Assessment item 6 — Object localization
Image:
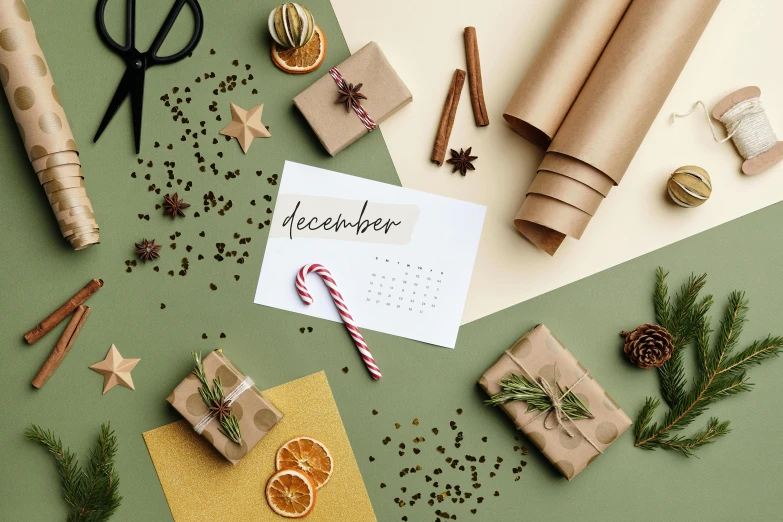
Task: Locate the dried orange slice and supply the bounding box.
[276,436,334,489]
[271,25,326,74]
[266,469,317,518]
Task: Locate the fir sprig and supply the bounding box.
[26,423,122,522]
[634,269,783,456]
[192,352,242,444]
[486,373,593,421]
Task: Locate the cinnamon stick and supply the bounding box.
[431,69,466,166]
[464,27,489,126]
[32,305,90,388]
[24,278,103,344]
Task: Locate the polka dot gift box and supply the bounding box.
[479,325,631,480]
[0,0,99,250]
[167,349,283,466]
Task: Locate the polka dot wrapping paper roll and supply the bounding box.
[479,324,632,480]
[0,0,99,250]
[166,349,284,466]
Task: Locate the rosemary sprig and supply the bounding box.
[634,268,783,456]
[192,352,242,444]
[486,373,593,421]
[26,423,122,522]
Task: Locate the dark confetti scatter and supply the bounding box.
[209,283,217,290]
[201,333,207,339]
[482,437,487,443]
[456,408,463,415]
[369,456,375,462]
[219,333,226,339]
[395,423,401,429]
[372,409,378,415]
[342,367,349,374]
[432,428,439,435]
[307,326,313,332]
[160,303,166,309]
[234,275,240,281]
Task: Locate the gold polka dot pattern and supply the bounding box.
[166,350,283,466]
[479,324,634,481]
[0,0,99,250]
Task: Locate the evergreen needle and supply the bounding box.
[486,373,593,421]
[26,423,122,521]
[191,352,243,444]
[634,269,783,456]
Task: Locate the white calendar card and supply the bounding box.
[254,161,486,348]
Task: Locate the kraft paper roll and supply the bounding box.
[538,151,614,197]
[527,171,603,216]
[503,0,630,149]
[515,0,720,255]
[0,0,99,250]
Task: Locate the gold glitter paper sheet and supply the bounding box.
[143,371,377,521]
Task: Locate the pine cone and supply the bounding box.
[621,324,674,369]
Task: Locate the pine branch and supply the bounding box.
[191,352,244,444]
[657,418,731,457]
[25,426,83,510]
[27,424,122,521]
[653,267,671,329]
[634,270,781,456]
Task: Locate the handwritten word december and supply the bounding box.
[281,200,404,240]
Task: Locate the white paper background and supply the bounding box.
[330,0,783,324]
[254,162,486,348]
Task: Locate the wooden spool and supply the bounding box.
[712,86,783,176]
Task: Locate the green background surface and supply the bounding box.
[1,1,782,521]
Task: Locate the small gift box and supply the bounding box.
[293,41,412,155]
[167,349,283,465]
[479,325,631,480]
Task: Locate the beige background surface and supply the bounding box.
[330,0,783,324]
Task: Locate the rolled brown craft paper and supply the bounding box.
[431,69,466,166]
[32,305,90,388]
[538,151,614,198]
[24,278,103,344]
[0,0,99,250]
[516,0,720,255]
[503,0,631,149]
[464,27,488,127]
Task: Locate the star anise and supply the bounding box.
[135,238,161,263]
[209,396,233,423]
[162,192,190,219]
[335,82,367,112]
[446,147,478,176]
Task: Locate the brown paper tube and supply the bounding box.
[527,171,604,216]
[431,69,466,166]
[516,193,591,240]
[32,305,90,388]
[24,278,103,344]
[464,27,488,127]
[0,0,99,250]
[548,0,721,184]
[538,151,614,197]
[503,0,631,149]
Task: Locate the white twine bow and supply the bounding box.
[193,376,254,435]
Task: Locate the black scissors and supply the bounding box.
[93,0,204,153]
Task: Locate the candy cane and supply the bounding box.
[296,264,382,380]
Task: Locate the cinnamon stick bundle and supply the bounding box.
[24,279,103,344]
[464,27,489,127]
[32,305,90,388]
[431,69,466,166]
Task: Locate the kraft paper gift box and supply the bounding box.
[293,41,412,155]
[479,324,631,480]
[167,349,283,465]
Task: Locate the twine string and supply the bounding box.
[503,350,603,454]
[672,97,777,160]
[328,67,378,132]
[193,376,254,435]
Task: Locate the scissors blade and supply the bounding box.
[93,67,135,144]
[130,65,146,154]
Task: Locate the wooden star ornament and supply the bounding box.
[89,344,140,394]
[219,103,271,153]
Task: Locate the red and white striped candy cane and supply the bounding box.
[296,264,382,380]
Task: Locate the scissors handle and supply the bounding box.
[96,0,203,65]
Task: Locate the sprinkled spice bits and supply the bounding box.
[368,408,528,519]
[123,51,279,343]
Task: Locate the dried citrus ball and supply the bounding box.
[667,165,712,208]
[268,3,316,49]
